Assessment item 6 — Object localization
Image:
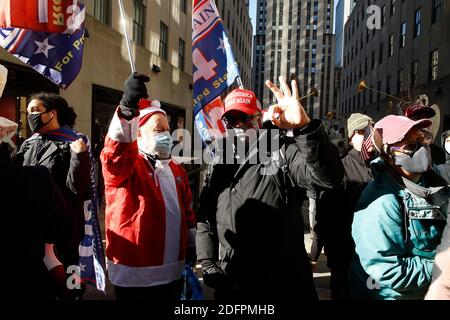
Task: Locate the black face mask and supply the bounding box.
[27,111,53,133]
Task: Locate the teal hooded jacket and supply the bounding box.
[349,158,448,300]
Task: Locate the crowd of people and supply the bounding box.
[0,71,449,300]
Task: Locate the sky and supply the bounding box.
[249,0,339,36]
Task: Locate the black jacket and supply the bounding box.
[15,134,91,266]
[314,147,373,267]
[0,158,70,299]
[436,130,450,184]
[196,120,344,299]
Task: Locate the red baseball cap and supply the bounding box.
[222,89,261,119]
[374,115,432,145]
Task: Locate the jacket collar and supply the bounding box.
[371,157,448,199]
[348,147,366,166]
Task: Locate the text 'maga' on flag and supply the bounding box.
[0,2,85,89]
[0,0,82,34]
[192,0,241,116]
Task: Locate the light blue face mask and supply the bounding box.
[153,131,173,159]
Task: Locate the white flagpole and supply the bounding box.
[118,0,136,73]
[236,76,244,89]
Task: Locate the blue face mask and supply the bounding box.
[138,131,173,159]
[152,131,173,159]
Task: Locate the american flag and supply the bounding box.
[361,131,374,162]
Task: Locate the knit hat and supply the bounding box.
[347,113,374,138]
[138,99,166,127]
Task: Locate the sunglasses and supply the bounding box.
[223,112,260,128]
[390,143,422,156]
[390,130,432,156]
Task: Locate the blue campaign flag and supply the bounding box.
[45,127,106,292]
[192,0,240,116]
[0,4,85,89]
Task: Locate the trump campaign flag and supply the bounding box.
[0,0,81,33]
[194,96,226,143]
[0,2,85,88]
[192,0,240,116]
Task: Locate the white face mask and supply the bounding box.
[351,133,364,152]
[445,142,450,155]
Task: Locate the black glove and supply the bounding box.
[201,259,226,289]
[48,265,86,301]
[186,246,197,267]
[120,72,150,110]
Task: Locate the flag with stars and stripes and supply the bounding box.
[361,131,375,163]
[0,3,85,89]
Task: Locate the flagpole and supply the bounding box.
[118,0,136,73]
[236,76,244,89]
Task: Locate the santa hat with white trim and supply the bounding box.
[138,99,166,127]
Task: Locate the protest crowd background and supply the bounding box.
[0,0,449,302]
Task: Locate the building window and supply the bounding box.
[371,51,375,70]
[411,61,418,87]
[133,0,145,46]
[159,22,169,60]
[432,0,443,24]
[430,49,439,81]
[180,0,187,14]
[389,34,394,56]
[387,75,391,94]
[178,39,185,70]
[400,22,406,48]
[414,8,421,37]
[377,81,382,101]
[390,0,396,15]
[379,43,384,63]
[93,0,111,25]
[398,69,404,93]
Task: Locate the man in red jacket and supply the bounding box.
[101,73,196,300]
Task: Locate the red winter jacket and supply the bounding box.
[101,110,195,287]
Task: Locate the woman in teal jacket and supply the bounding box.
[349,115,449,300]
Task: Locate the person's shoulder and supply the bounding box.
[356,183,402,219]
